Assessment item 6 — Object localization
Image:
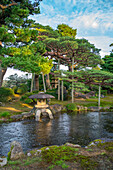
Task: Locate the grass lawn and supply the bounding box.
[0,94,33,116]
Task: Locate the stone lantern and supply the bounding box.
[29,92,55,121]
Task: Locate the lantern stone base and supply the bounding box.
[35,108,53,121]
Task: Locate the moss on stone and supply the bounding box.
[29,150,37,155]
[7,145,14,161]
[78,155,98,169]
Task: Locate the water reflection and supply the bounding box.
[0,112,113,156]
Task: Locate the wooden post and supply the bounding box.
[72,57,74,103]
[58,59,60,100]
[30,73,35,92]
[98,85,101,111]
[62,80,63,101]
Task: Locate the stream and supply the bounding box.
[0,111,113,156]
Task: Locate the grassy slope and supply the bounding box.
[0,94,32,117]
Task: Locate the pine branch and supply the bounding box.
[0,1,17,10]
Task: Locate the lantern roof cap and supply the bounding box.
[29,92,55,99]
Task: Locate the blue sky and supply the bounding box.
[4,0,113,78]
[30,0,113,57]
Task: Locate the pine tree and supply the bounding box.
[0,0,42,87]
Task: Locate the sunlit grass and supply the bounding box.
[0,95,33,114]
[21,103,33,109]
[0,107,21,112]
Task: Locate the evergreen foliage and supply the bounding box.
[0,87,14,102]
[101,53,113,73]
[0,0,43,87]
[66,103,77,111]
[4,73,30,93]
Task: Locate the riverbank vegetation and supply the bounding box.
[0,92,113,123]
[2,140,113,170]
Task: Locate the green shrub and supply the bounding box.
[16,84,28,94]
[20,92,33,102]
[20,95,28,101]
[32,90,39,94]
[20,91,39,104]
[0,87,14,102]
[66,103,77,111]
[12,86,18,94]
[0,111,11,118]
[24,98,33,104]
[101,90,107,96]
[46,89,57,98]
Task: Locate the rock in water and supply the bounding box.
[10,141,24,160]
[0,157,7,167]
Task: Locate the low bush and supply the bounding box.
[46,89,57,98]
[0,87,14,102]
[16,84,28,94]
[24,98,33,104]
[0,111,11,118]
[20,90,39,104]
[12,86,18,94]
[66,103,77,111]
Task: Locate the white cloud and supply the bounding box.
[92,22,98,28]
[30,14,69,28]
[40,3,55,15]
[69,11,113,32]
[73,0,76,5]
[77,36,113,57]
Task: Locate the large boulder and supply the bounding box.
[10,141,24,160]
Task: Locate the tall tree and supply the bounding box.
[61,69,113,103]
[0,0,42,87]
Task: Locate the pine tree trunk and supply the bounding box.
[0,62,7,87]
[46,73,52,90]
[34,74,39,91]
[42,73,46,92]
[30,73,35,92]
[69,65,72,72]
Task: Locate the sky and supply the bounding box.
[4,0,113,79]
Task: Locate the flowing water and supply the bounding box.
[0,112,113,156]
